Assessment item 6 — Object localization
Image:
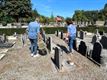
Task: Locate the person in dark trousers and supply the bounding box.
[66,18,77,53]
[27,18,42,57]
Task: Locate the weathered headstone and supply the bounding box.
[3,34,7,43]
[91,42,102,63]
[56,30,59,37]
[77,31,80,38]
[0,54,6,60]
[80,30,84,39]
[100,36,107,49]
[78,41,87,56]
[13,32,17,37]
[95,29,99,35]
[21,34,26,46]
[46,37,52,52]
[0,35,14,48]
[0,43,14,48]
[54,47,62,69]
[60,31,63,39]
[73,39,77,51]
[41,29,46,43]
[99,31,104,35]
[104,20,107,27]
[91,35,97,44]
[43,31,46,43]
[0,36,3,43]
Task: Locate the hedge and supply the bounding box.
[42,27,67,34]
[42,26,107,34]
[0,26,107,35]
[77,27,107,33]
[0,28,26,35]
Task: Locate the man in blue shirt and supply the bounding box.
[27,18,41,57]
[66,18,76,53]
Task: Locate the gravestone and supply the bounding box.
[2,34,7,43]
[95,29,99,35]
[0,35,14,48]
[100,36,107,49]
[99,31,104,35]
[56,30,59,37]
[13,32,17,37]
[78,41,87,56]
[41,29,46,43]
[21,34,26,46]
[76,31,80,38]
[0,36,3,43]
[60,31,63,39]
[91,35,97,44]
[103,32,107,37]
[46,37,52,52]
[104,20,107,27]
[0,43,14,48]
[43,32,46,43]
[54,47,62,69]
[91,42,102,63]
[80,30,84,39]
[0,54,6,60]
[73,39,77,51]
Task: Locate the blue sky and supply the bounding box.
[31,0,107,18]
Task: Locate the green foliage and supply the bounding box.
[0,0,32,23]
[0,28,26,35]
[72,3,107,25]
[77,26,107,33]
[2,21,7,26]
[42,27,67,34]
[0,27,107,35]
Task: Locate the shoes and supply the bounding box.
[33,54,39,57]
[31,54,34,57]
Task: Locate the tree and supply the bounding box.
[1,0,32,22]
[32,9,39,18]
[103,3,107,20]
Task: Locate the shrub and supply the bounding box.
[42,27,67,34]
[0,26,107,36]
[2,21,7,26]
[0,28,26,35]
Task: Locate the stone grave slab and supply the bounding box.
[0,49,8,54]
[80,30,84,39]
[78,41,87,56]
[7,36,17,40]
[91,35,97,44]
[0,54,6,60]
[91,42,102,63]
[100,36,107,49]
[0,43,14,48]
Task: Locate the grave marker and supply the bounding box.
[80,30,84,39]
[73,39,77,51]
[60,31,63,39]
[54,47,63,69]
[56,30,59,37]
[46,37,52,52]
[91,42,102,63]
[100,36,107,49]
[78,41,87,56]
[91,35,97,44]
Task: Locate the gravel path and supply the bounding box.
[0,34,107,80]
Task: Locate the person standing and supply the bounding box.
[66,18,77,53]
[27,18,41,57]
